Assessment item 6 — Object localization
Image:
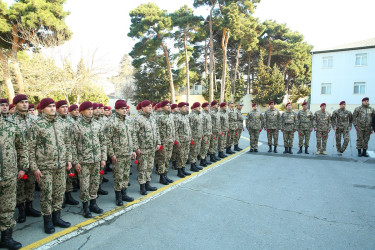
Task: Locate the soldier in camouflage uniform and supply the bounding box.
[331,101,353,155]
[233,103,244,151]
[0,110,28,249]
[106,100,136,206]
[189,102,203,172]
[0,99,9,119]
[200,102,212,167]
[29,98,72,234]
[8,104,15,115]
[170,104,179,169]
[281,103,297,154]
[297,101,313,154]
[104,106,111,119]
[264,101,280,153]
[10,94,41,222]
[68,104,80,123]
[226,101,236,155]
[71,101,107,218]
[134,100,161,195]
[313,103,331,155]
[246,103,264,152]
[208,101,221,162]
[218,103,229,158]
[155,100,176,185]
[353,97,375,157]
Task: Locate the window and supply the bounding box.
[322,56,333,68]
[321,83,331,95]
[354,82,366,94]
[355,53,367,66]
[194,85,198,91]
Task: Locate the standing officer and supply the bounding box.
[200,102,212,167]
[104,106,111,119]
[71,101,107,218]
[189,102,203,172]
[208,101,221,162]
[297,101,313,154]
[331,101,353,155]
[281,103,297,154]
[313,103,331,155]
[175,102,192,178]
[0,99,9,119]
[68,104,80,123]
[233,103,244,151]
[29,98,72,234]
[8,104,15,115]
[226,101,236,155]
[246,103,264,152]
[218,102,229,158]
[170,104,179,169]
[353,97,375,157]
[264,101,280,153]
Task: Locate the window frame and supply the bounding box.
[322,56,333,69]
[353,82,366,94]
[355,53,368,66]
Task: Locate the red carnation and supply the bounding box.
[205,142,207,144]
[227,134,230,137]
[222,132,225,135]
[213,137,216,139]
[160,145,164,150]
[259,130,262,132]
[69,173,75,178]
[370,132,373,134]
[235,133,238,136]
[174,141,178,145]
[22,174,28,180]
[100,170,105,175]
[134,160,139,164]
[299,133,303,136]
[191,141,195,145]
[267,130,269,133]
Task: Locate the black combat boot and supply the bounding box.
[25,201,41,217]
[65,192,79,205]
[289,147,293,154]
[177,168,186,178]
[237,145,243,150]
[254,149,258,152]
[200,159,207,167]
[16,203,26,223]
[115,191,123,206]
[35,182,41,192]
[102,176,109,183]
[273,146,278,153]
[43,215,55,234]
[159,174,169,185]
[249,148,254,152]
[62,198,66,208]
[97,185,108,195]
[182,167,191,176]
[234,144,240,151]
[121,188,134,202]
[52,210,71,228]
[283,147,288,154]
[145,181,157,191]
[0,229,22,250]
[297,147,303,154]
[204,157,211,165]
[305,147,309,154]
[195,163,203,170]
[89,199,103,214]
[213,153,221,161]
[172,161,177,170]
[210,154,217,162]
[140,184,147,195]
[164,174,174,183]
[82,202,92,218]
[358,149,362,157]
[268,145,272,152]
[218,151,224,158]
[190,163,200,172]
[362,149,369,157]
[226,147,234,154]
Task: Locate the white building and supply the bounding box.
[311,38,375,113]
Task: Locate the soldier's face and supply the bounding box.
[221,106,227,111]
[237,105,243,110]
[302,104,307,110]
[117,107,127,116]
[99,107,104,115]
[321,105,326,111]
[0,103,9,113]
[212,104,218,109]
[93,108,100,115]
[57,105,68,115]
[104,110,110,116]
[204,106,209,111]
[362,100,369,106]
[28,109,35,115]
[9,107,16,114]
[70,109,79,117]
[143,105,152,114]
[16,100,29,112]
[269,104,274,110]
[252,105,257,111]
[229,103,234,108]
[340,104,346,109]
[43,104,56,116]
[195,107,201,112]
[163,104,171,112]
[81,108,93,118]
[287,105,292,111]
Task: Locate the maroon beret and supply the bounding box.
[185,102,190,107]
[171,104,178,110]
[98,103,104,108]
[115,100,127,109]
[268,101,274,105]
[92,103,99,109]
[252,103,257,107]
[320,103,326,107]
[9,104,15,109]
[28,104,35,109]
[362,97,369,102]
[202,102,209,108]
[127,105,130,109]
[104,106,111,111]
[191,102,201,109]
[115,99,124,105]
[79,101,93,112]
[302,102,308,106]
[69,104,78,112]
[136,103,141,110]
[160,100,170,107]
[0,99,8,104]
[211,101,218,106]
[155,103,161,109]
[56,100,68,109]
[40,98,55,110]
[141,100,152,107]
[339,101,346,105]
[286,102,291,106]
[13,94,28,105]
[178,102,186,108]
[220,102,226,107]
[36,103,40,110]
[152,102,158,107]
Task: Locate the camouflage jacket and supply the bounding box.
[134,111,160,154]
[227,108,237,130]
[281,110,297,131]
[175,111,191,143]
[156,110,177,144]
[210,108,221,134]
[189,110,203,140]
[28,113,72,171]
[93,115,107,128]
[1,113,9,119]
[71,115,107,165]
[353,105,375,129]
[201,110,212,136]
[246,110,264,130]
[219,109,229,132]
[264,108,280,130]
[331,109,353,130]
[10,110,35,140]
[236,109,244,129]
[171,111,180,131]
[313,110,331,131]
[297,109,313,130]
[106,112,137,157]
[0,118,29,181]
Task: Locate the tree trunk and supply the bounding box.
[10,59,25,93]
[159,35,175,103]
[204,39,208,84]
[220,28,230,103]
[209,3,216,102]
[10,25,25,93]
[247,51,252,94]
[0,49,15,102]
[233,43,241,97]
[184,29,190,104]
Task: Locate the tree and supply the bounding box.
[109,54,135,102]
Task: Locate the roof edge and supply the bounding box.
[312,45,375,54]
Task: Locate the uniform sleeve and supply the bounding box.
[260,113,265,129]
[352,108,358,127]
[331,111,337,129]
[27,124,38,172]
[348,111,353,129]
[131,119,139,151]
[99,126,107,162]
[245,113,250,131]
[277,111,281,129]
[64,124,72,163]
[71,125,79,166]
[280,113,285,130]
[16,125,29,172]
[293,112,297,130]
[106,123,115,157]
[328,113,332,129]
[313,112,317,129]
[155,119,161,145]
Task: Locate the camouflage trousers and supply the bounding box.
[356,128,372,149]
[39,168,65,215]
[0,177,16,231]
[16,172,36,205]
[78,163,100,202]
[226,129,236,147]
[249,129,260,149]
[267,129,279,146]
[156,142,173,175]
[113,156,131,191]
[218,132,227,152]
[66,169,77,192]
[283,131,295,147]
[208,133,219,154]
[200,135,211,159]
[234,128,242,145]
[190,138,202,164]
[335,128,350,152]
[316,131,329,152]
[171,144,178,162]
[137,151,156,184]
[298,130,311,147]
[177,141,190,169]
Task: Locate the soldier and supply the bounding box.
[0,108,28,249]
[189,102,203,172]
[331,101,353,155]
[233,103,244,151]
[353,97,375,157]
[170,104,179,169]
[134,100,161,195]
[200,102,212,167]
[36,103,42,118]
[106,100,135,206]
[68,104,80,123]
[71,101,107,218]
[297,101,313,154]
[0,99,9,119]
[246,103,264,152]
[104,106,111,118]
[28,104,35,115]
[226,101,236,155]
[29,98,72,234]
[10,94,41,223]
[98,103,107,122]
[264,101,280,153]
[281,103,297,154]
[208,101,221,162]
[313,103,331,155]
[175,102,192,178]
[8,104,15,115]
[218,102,229,158]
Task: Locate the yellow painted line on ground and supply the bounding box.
[241,136,250,141]
[23,146,250,250]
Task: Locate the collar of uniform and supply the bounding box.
[81,115,93,123]
[1,112,9,118]
[115,112,126,120]
[93,114,100,120]
[42,112,57,122]
[15,109,28,118]
[193,110,201,115]
[362,104,369,108]
[141,111,151,118]
[211,107,218,112]
[57,112,67,119]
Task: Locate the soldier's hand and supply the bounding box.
[136,149,141,156]
[100,161,106,168]
[131,152,136,159]
[75,164,82,174]
[34,170,42,183]
[281,129,283,132]
[66,162,72,171]
[314,128,317,132]
[111,155,117,165]
[17,170,26,180]
[177,142,181,148]
[155,145,161,151]
[309,128,312,132]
